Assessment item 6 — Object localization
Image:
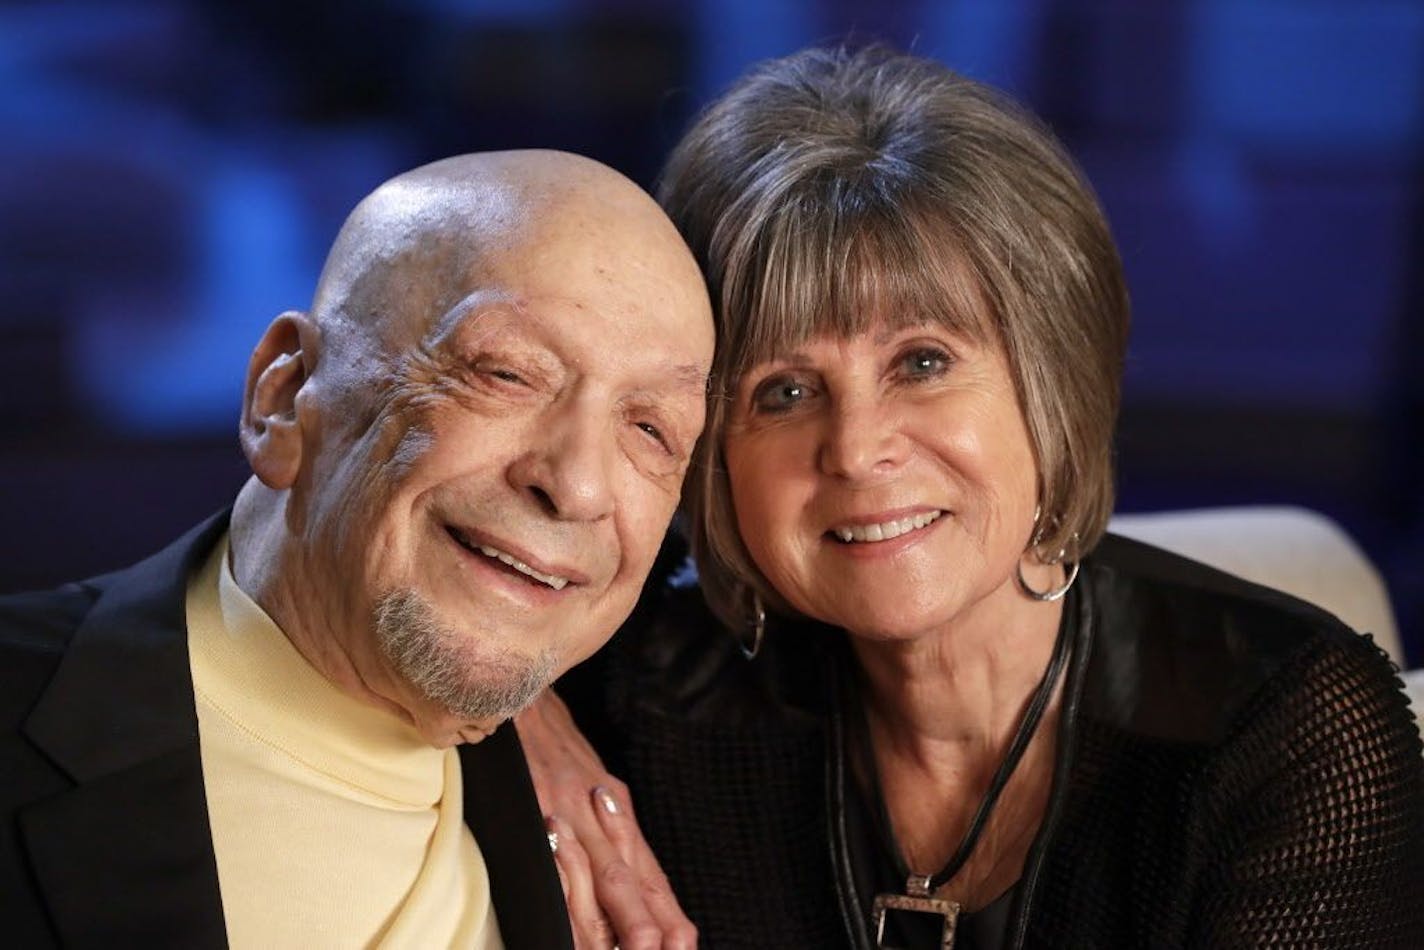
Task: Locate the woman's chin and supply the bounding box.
[818,603,953,644]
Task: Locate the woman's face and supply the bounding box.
[723,322,1040,641]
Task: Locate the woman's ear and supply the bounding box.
[240,311,319,489]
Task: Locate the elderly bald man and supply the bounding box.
[0,151,713,949]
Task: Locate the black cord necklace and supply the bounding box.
[847,596,1075,950]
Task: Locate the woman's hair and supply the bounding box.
[659,45,1130,629]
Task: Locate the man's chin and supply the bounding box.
[374,587,557,733]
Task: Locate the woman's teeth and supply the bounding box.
[832,510,942,543]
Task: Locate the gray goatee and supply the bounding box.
[374,589,555,722]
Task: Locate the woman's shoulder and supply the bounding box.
[1087,530,1377,659]
[1079,533,1405,745]
[1061,535,1424,948]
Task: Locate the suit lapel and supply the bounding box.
[18,747,227,948]
[20,514,230,949]
[461,723,575,950]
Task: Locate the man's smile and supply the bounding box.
[445,524,580,592]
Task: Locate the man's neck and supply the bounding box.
[228,478,419,734]
[227,478,533,749]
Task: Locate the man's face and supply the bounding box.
[289,200,712,745]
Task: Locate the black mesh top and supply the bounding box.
[565,533,1424,948]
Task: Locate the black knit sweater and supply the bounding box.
[562,534,1424,948]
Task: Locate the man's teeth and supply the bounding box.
[833,510,942,543]
[475,544,570,590]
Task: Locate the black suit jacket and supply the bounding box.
[0,513,573,949]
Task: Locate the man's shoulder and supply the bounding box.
[1,579,103,648]
[0,511,229,732]
[0,552,171,667]
[0,580,105,730]
[0,577,104,662]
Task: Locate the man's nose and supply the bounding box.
[509,401,616,522]
[817,396,910,482]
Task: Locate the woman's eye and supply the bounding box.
[750,376,811,413]
[899,347,952,379]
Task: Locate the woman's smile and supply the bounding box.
[828,508,945,544]
[724,324,1039,640]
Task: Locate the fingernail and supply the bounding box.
[594,786,620,815]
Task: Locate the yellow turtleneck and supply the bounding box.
[186,535,503,949]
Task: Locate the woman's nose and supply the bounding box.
[817,397,910,482]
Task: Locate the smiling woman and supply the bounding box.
[724,328,1043,645]
[527,46,1424,950]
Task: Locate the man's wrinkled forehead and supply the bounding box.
[321,179,529,342]
[312,155,711,390]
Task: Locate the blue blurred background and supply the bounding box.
[1,0,1420,661]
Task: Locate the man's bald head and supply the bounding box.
[309,151,697,353]
[232,150,713,746]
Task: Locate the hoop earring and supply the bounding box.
[1017,526,1081,602]
[1017,558,1079,602]
[739,591,765,660]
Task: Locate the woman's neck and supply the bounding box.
[845,568,1068,908]
[848,575,1064,756]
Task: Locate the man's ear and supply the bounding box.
[240,311,320,490]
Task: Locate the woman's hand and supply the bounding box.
[517,690,698,949]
